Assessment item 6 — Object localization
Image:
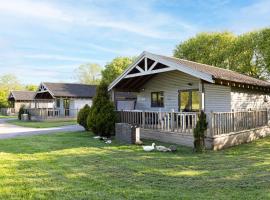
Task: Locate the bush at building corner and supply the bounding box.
[193,111,208,152]
[18,105,25,120]
[87,82,116,137]
[77,104,91,131]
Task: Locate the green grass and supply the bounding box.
[0,115,17,119]
[7,119,77,128]
[0,132,270,199]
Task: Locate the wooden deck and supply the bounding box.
[118,109,270,150]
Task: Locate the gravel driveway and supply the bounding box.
[0,118,84,139]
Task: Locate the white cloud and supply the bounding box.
[227,0,270,33]
[23,54,105,63]
[0,0,197,39]
[0,0,72,22]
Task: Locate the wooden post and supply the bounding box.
[267,109,270,126]
[233,110,236,132]
[171,110,175,132]
[210,111,214,136]
[142,110,145,129]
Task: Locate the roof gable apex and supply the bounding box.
[108,51,214,91]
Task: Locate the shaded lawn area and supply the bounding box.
[0,132,270,200]
[7,119,77,128]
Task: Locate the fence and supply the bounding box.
[210,110,268,136]
[0,108,16,116]
[117,110,198,134]
[118,109,269,136]
[26,108,79,120]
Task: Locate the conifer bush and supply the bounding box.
[193,111,208,152]
[77,104,91,131]
[18,105,25,120]
[87,82,116,137]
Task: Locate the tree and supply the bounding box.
[101,57,134,85]
[75,63,102,84]
[0,74,23,108]
[25,84,38,91]
[193,111,208,152]
[173,29,270,79]
[87,82,116,137]
[174,32,236,69]
[77,104,91,131]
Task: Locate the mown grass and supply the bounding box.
[7,119,77,128]
[0,131,270,199]
[0,115,17,119]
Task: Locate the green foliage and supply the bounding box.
[0,74,23,108]
[174,29,270,79]
[25,84,38,91]
[193,111,208,152]
[87,82,116,137]
[101,57,134,85]
[77,104,91,131]
[75,63,102,84]
[174,32,236,69]
[18,105,25,120]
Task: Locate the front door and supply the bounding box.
[178,90,200,112]
[63,99,70,116]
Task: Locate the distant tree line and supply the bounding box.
[0,74,37,108]
[174,29,270,79]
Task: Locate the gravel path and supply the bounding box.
[0,118,84,139]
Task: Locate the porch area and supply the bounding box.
[117,109,270,150]
[26,108,79,121]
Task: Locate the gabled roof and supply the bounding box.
[109,51,270,91]
[39,82,97,98]
[8,91,36,101]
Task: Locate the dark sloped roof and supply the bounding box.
[157,54,270,87]
[9,91,36,101]
[43,82,97,98]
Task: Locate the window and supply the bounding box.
[179,90,200,112]
[151,92,164,107]
[56,99,61,108]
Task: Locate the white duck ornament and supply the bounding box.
[142,143,155,152]
[155,145,171,152]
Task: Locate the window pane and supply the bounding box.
[180,91,190,111]
[192,91,200,111]
[151,92,158,107]
[158,92,164,107]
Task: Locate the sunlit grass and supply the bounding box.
[7,119,77,128]
[0,115,17,119]
[0,132,270,199]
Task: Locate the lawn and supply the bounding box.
[0,132,270,199]
[7,119,77,128]
[0,115,17,119]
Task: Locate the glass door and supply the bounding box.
[63,99,70,116]
[178,90,200,112]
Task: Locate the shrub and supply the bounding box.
[193,111,208,152]
[18,105,25,120]
[87,82,116,137]
[77,104,91,131]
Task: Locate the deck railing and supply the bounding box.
[210,110,268,135]
[117,110,198,134]
[26,108,79,120]
[0,108,16,116]
[118,109,269,136]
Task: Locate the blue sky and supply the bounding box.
[0,0,270,84]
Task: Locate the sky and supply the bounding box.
[0,0,270,85]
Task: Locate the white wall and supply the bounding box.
[231,88,270,111]
[73,98,92,110]
[136,70,200,111]
[204,84,231,113]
